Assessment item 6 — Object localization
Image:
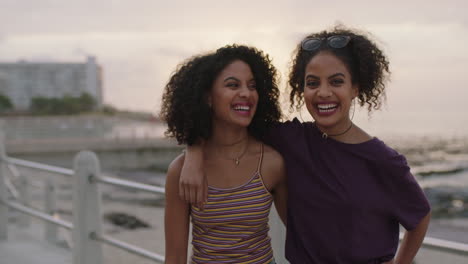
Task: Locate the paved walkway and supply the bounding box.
[0,221,72,264]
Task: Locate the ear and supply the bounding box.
[206,96,212,107]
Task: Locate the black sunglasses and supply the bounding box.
[301,35,351,51]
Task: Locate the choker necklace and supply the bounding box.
[319,122,353,139]
[217,137,249,166]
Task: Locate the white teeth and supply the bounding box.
[233,105,250,111]
[317,104,337,111]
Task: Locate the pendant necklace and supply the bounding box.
[319,122,354,139]
[219,137,249,166]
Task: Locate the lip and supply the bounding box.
[314,101,339,117]
[231,102,254,117]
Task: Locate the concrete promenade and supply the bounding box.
[0,193,168,264]
[2,196,468,264]
[0,220,72,264]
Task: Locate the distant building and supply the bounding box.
[0,56,103,110]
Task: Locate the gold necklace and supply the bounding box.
[217,137,249,166]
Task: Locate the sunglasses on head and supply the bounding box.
[301,35,351,51]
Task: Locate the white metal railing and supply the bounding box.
[5,156,74,176]
[4,200,73,230]
[419,236,468,256]
[0,130,166,263]
[399,232,468,257]
[1,132,468,263]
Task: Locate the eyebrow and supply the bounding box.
[223,77,240,82]
[305,73,346,79]
[328,73,345,79]
[305,74,319,79]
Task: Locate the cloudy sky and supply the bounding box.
[1,0,467,136]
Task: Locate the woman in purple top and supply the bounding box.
[179,26,431,264]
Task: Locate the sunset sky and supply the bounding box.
[1,0,467,136]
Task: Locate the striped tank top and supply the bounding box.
[190,144,274,264]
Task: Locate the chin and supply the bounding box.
[228,119,252,128]
[313,115,340,128]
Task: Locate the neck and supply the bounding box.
[210,122,249,146]
[206,123,250,160]
[316,119,354,140]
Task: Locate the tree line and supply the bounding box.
[0,92,96,115]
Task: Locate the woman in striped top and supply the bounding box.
[161,45,287,264]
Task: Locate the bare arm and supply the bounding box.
[165,155,190,264]
[383,211,431,264]
[262,145,288,226]
[394,211,431,264]
[179,143,207,207]
[273,165,287,226]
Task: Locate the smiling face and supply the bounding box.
[208,60,258,128]
[304,51,358,132]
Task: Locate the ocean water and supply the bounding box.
[351,110,468,220]
[381,135,468,219]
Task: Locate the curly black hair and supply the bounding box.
[160,44,281,145]
[288,26,390,112]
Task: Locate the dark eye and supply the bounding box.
[306,80,319,88]
[331,79,344,86]
[248,82,257,90]
[226,82,239,89]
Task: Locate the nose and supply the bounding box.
[317,83,332,98]
[239,85,252,98]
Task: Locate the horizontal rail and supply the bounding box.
[400,232,468,256]
[93,233,164,263]
[94,175,165,195]
[422,236,468,256]
[1,199,73,230]
[4,157,74,176]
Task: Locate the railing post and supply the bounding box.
[17,175,31,227]
[0,128,8,240]
[44,178,57,243]
[72,151,103,264]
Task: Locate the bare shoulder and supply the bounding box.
[261,144,285,176]
[263,144,284,165]
[166,154,186,183]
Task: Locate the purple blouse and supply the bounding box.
[264,119,430,264]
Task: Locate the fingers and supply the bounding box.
[189,185,196,206]
[194,176,209,209]
[196,183,204,209]
[178,170,206,206]
[179,179,203,207]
